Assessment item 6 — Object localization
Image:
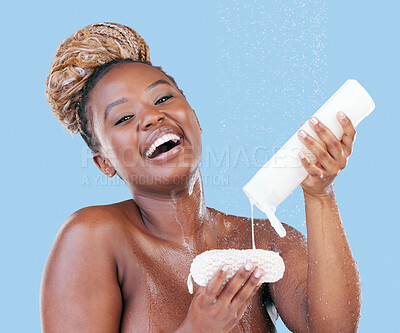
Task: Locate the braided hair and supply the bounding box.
[45,22,151,152]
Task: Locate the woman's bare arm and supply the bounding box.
[40,209,123,333]
[269,194,361,332]
[304,190,361,331]
[269,112,361,332]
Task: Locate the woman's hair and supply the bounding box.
[45,22,151,152]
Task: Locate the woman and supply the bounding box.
[41,22,361,332]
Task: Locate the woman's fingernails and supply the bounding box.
[298,130,307,138]
[299,151,306,160]
[338,111,346,119]
[254,268,263,278]
[310,117,318,125]
[245,262,254,271]
[222,265,229,272]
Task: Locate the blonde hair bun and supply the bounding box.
[45,22,151,134]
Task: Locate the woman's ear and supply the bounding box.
[92,153,117,177]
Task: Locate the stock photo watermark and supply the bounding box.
[81,173,229,187]
[80,143,314,187]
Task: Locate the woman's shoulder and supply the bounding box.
[51,200,141,258]
[41,202,131,331]
[43,200,143,287]
[207,207,306,251]
[62,199,139,231]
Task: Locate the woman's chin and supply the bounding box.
[124,165,198,191]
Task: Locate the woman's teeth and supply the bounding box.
[145,133,181,158]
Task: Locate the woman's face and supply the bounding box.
[88,62,202,195]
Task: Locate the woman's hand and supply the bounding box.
[297,111,356,197]
[178,263,264,333]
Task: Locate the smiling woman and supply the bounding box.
[41,22,362,333]
[87,61,202,195]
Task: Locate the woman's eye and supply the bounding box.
[115,115,134,126]
[155,95,173,105]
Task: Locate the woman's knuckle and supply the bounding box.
[247,277,258,287]
[318,150,329,160]
[238,270,249,279]
[250,277,258,285]
[238,293,248,303]
[331,140,341,149]
[225,285,235,295]
[205,286,215,296]
[329,168,338,177]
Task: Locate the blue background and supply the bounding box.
[1,0,398,332]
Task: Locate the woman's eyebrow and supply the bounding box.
[145,79,172,91]
[104,98,128,121]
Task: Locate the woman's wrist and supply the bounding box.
[302,183,336,201]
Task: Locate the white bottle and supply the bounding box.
[243,79,376,237]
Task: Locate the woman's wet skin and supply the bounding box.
[84,62,281,331]
[42,61,361,333]
[89,63,210,243]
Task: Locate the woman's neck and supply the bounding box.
[131,169,210,250]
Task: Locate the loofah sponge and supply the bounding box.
[187,249,285,294]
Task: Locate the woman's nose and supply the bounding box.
[140,109,166,130]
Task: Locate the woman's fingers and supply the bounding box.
[202,266,230,304]
[298,112,356,173]
[234,283,263,322]
[297,111,357,196]
[298,128,337,173]
[217,263,262,307]
[298,151,325,178]
[336,111,356,157]
[230,268,264,310]
[308,116,345,162]
[185,264,263,332]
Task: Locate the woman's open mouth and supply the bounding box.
[144,133,184,160]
